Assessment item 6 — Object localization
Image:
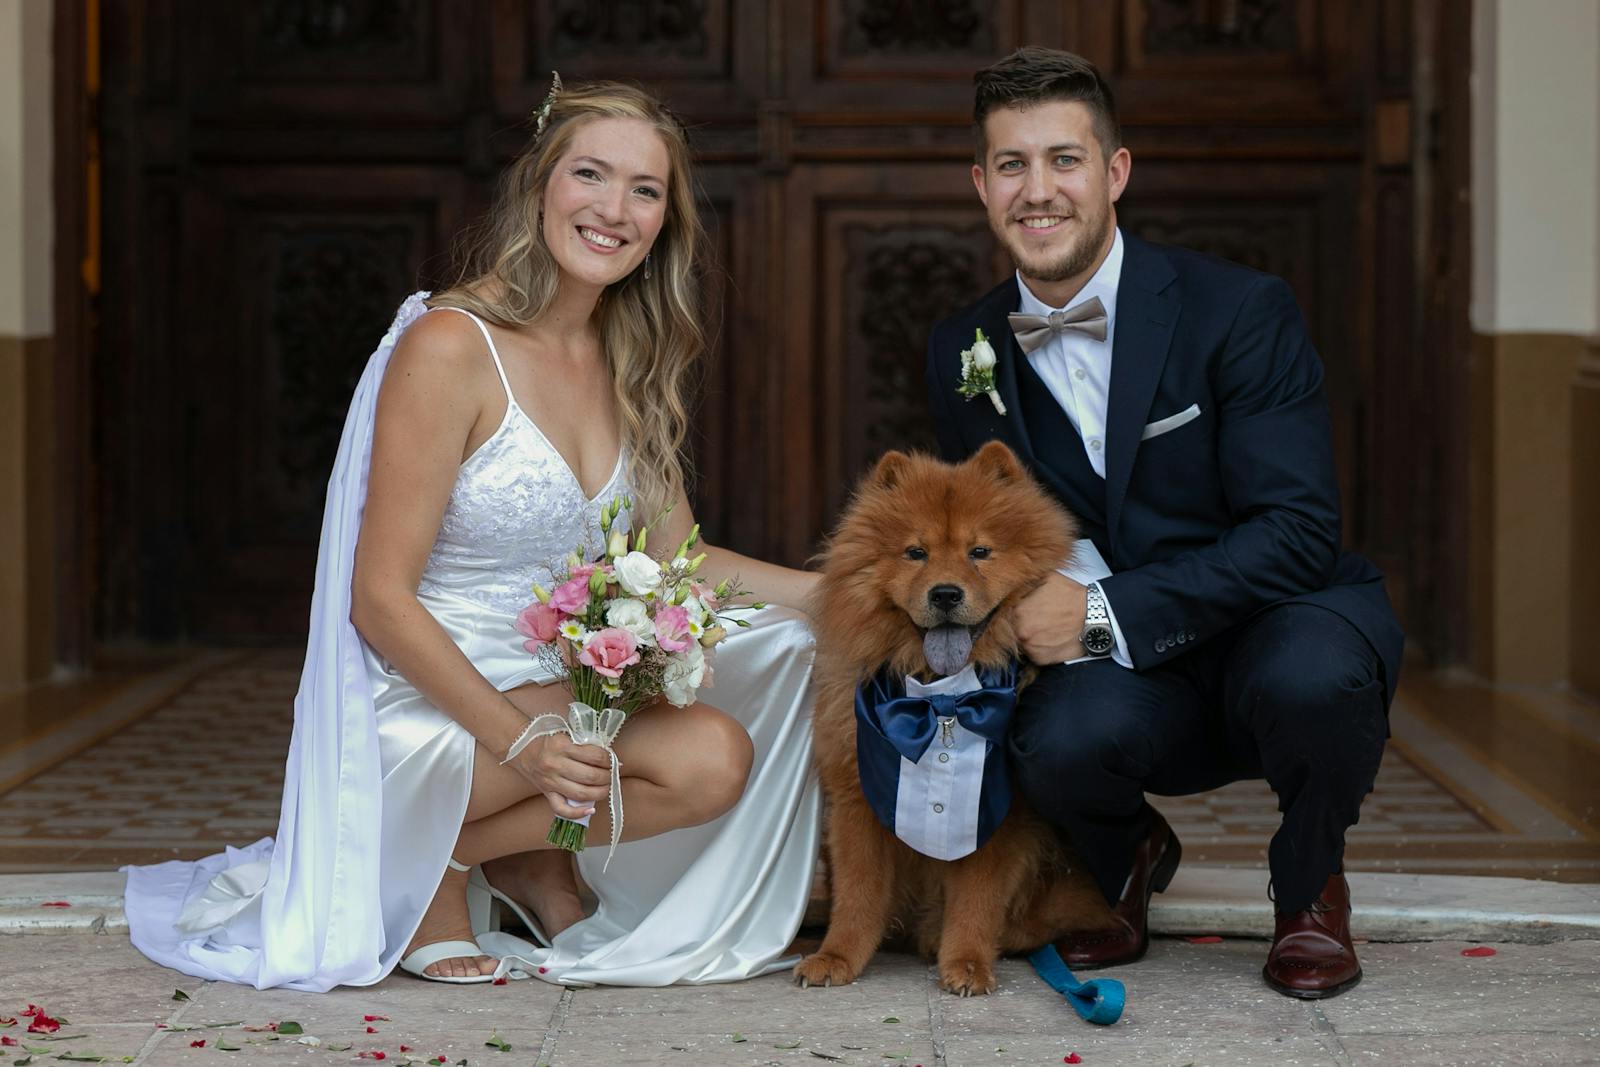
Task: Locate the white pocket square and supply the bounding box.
[1141,403,1202,441]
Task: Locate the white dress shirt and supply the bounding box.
[1015,228,1134,669]
[894,664,991,860]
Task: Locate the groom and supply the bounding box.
[925,47,1404,999]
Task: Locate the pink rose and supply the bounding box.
[570,563,597,580]
[653,604,693,652]
[691,581,721,611]
[578,627,640,679]
[514,602,561,650]
[549,576,591,615]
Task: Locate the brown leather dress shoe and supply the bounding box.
[1053,807,1182,969]
[1263,871,1362,998]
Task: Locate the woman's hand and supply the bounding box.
[507,733,613,818]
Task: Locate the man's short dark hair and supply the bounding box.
[973,47,1120,162]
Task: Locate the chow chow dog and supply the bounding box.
[795,441,1110,997]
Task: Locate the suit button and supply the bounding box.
[1188,630,1197,641]
[932,803,944,814]
[1176,632,1187,645]
[938,752,950,763]
[1165,632,1177,646]
[1154,639,1167,653]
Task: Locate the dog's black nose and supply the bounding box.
[928,584,965,612]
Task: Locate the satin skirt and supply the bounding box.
[123,595,820,990]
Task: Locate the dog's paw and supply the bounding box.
[938,956,998,997]
[793,951,859,989]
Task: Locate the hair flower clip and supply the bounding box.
[535,71,564,137]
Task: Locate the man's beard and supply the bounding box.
[1003,208,1111,288]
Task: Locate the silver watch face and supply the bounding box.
[1082,626,1114,655]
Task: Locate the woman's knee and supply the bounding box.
[677,706,754,823]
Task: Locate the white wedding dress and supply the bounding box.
[123,294,821,991]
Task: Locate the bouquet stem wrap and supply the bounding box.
[505,701,627,870]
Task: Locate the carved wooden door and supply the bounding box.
[97,1,1425,646]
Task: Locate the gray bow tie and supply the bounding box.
[1007,296,1108,353]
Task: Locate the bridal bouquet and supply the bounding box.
[511,498,758,862]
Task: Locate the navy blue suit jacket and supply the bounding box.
[925,236,1404,701]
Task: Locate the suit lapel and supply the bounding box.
[1105,238,1179,545]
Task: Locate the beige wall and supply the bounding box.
[1470,1,1600,689]
[1,0,56,690]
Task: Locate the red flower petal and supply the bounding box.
[399,1046,411,1053]
[1064,1056,1083,1065]
[0,1018,14,1027]
[27,1014,61,1034]
[190,1040,206,1048]
[366,1027,377,1033]
[2,1036,19,1047]
[40,901,72,907]
[491,977,507,986]
[363,1015,390,1022]
[21,1006,41,1017]
[537,967,548,974]
[1184,935,1223,944]
[1461,946,1498,957]
[357,1052,387,1060]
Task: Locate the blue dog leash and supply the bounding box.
[1027,944,1126,1025]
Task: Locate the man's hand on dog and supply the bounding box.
[1015,572,1088,663]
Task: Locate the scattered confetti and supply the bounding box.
[1461,946,1498,957]
[363,1017,389,1023]
[365,1028,377,1034]
[2,1036,19,1047]
[1065,1055,1083,1064]
[24,1015,59,1036]
[491,977,507,986]
[356,1052,386,1061]
[189,1041,206,1049]
[39,903,71,908]
[1184,936,1223,944]
[399,1047,411,1053]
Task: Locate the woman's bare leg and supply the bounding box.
[406,696,753,971]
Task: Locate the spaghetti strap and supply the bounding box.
[436,306,515,405]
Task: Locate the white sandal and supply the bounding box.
[467,865,552,947]
[399,859,499,984]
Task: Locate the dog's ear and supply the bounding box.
[870,450,913,489]
[969,440,1026,484]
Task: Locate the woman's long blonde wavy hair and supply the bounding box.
[429,80,708,522]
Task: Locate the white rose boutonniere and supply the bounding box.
[956,328,1007,416]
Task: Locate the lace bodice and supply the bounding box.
[385,296,632,616]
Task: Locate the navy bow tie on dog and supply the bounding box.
[854,663,1124,1025]
[1007,295,1109,352]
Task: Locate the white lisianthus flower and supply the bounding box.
[613,551,663,596]
[661,642,707,707]
[969,334,997,372]
[681,595,708,628]
[605,598,658,646]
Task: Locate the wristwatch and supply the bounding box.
[1081,582,1114,657]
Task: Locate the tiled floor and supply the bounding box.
[0,651,1596,883]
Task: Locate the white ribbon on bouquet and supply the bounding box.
[504,701,627,871]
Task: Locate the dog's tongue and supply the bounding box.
[923,624,974,678]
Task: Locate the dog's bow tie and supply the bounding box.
[871,684,1015,763]
[1007,295,1108,353]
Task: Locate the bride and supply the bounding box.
[123,78,821,990]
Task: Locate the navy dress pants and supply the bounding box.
[1010,602,1389,916]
